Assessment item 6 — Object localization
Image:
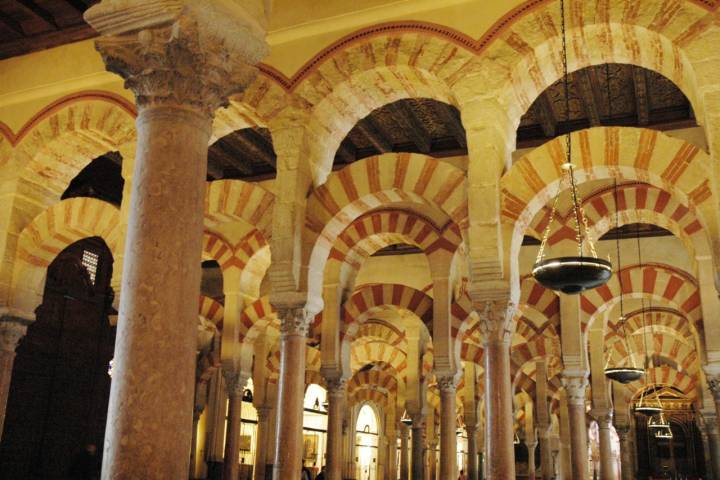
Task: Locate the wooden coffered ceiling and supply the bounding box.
[0,0,99,60]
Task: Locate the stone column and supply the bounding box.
[272,306,310,480]
[562,372,590,480]
[325,377,347,480]
[428,439,438,480]
[614,426,633,480]
[537,427,552,480]
[0,315,28,439]
[479,301,515,480]
[704,411,720,480]
[223,371,249,480]
[595,411,616,480]
[437,375,458,480]
[386,430,398,480]
[411,414,426,480]
[401,424,410,480]
[466,425,479,480]
[253,405,271,480]
[526,441,537,480]
[83,2,267,478]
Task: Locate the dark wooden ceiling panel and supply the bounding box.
[0,0,98,60]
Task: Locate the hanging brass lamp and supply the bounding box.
[605,180,644,384]
[531,0,612,294]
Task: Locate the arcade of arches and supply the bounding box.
[2,1,720,479]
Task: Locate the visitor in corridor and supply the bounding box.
[458,469,468,480]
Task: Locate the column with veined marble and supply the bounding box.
[526,440,537,480]
[562,371,590,480]
[594,410,616,480]
[324,376,348,480]
[223,370,250,480]
[478,300,516,480]
[466,423,479,480]
[703,409,720,479]
[437,375,459,480]
[614,425,634,480]
[400,423,410,480]
[411,412,426,480]
[271,306,311,480]
[0,315,29,439]
[83,1,267,477]
[253,405,271,480]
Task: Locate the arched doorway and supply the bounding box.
[355,404,379,480]
[0,237,115,479]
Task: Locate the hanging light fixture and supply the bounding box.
[531,0,612,295]
[513,431,521,445]
[400,410,412,426]
[655,426,674,439]
[648,411,671,429]
[633,224,664,415]
[605,180,644,384]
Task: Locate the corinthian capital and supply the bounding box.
[477,299,516,344]
[85,0,269,116]
[562,370,589,406]
[0,315,30,353]
[704,363,720,402]
[277,306,310,337]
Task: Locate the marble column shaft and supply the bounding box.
[326,378,347,480]
[563,373,590,480]
[705,416,720,480]
[538,429,552,480]
[254,406,271,480]
[466,425,479,480]
[438,377,458,480]
[0,317,27,439]
[401,424,410,480]
[478,300,515,480]
[483,338,515,479]
[615,426,633,480]
[411,415,426,480]
[387,431,398,480]
[223,372,248,480]
[272,307,310,480]
[84,2,267,478]
[596,413,616,480]
[526,442,537,480]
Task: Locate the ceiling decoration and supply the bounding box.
[207,127,276,181]
[334,98,467,166]
[518,64,695,148]
[0,0,98,60]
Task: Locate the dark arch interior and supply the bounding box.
[334,98,467,168]
[0,237,115,480]
[517,63,695,149]
[62,152,124,207]
[207,127,276,182]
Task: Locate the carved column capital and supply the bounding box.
[325,376,348,397]
[85,0,268,117]
[222,369,249,397]
[562,371,589,406]
[702,410,720,436]
[592,409,613,429]
[477,299,516,345]
[436,374,459,393]
[0,316,30,353]
[704,363,720,403]
[277,306,310,337]
[614,424,631,438]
